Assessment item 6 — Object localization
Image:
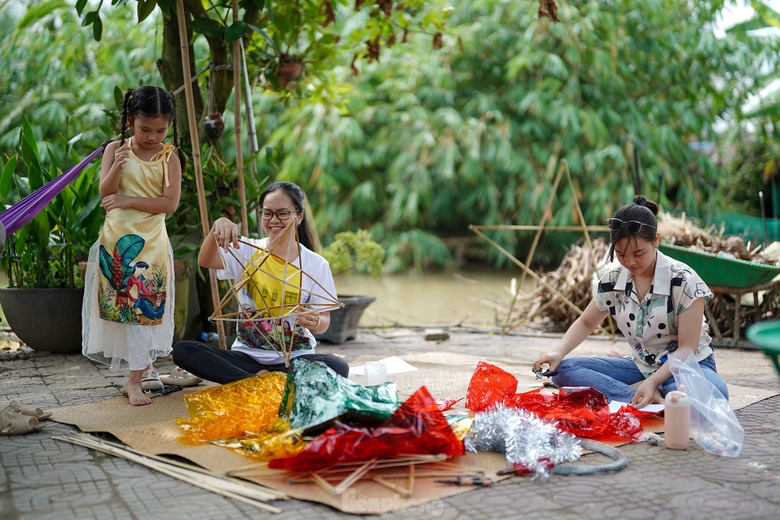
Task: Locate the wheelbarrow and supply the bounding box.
[659,243,780,344]
[746,321,780,380]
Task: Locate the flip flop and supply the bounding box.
[9,400,52,421]
[0,406,45,435]
[141,368,164,392]
[159,367,203,387]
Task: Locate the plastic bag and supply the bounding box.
[668,350,743,457]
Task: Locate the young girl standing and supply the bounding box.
[82,86,184,406]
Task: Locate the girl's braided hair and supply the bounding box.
[119,86,187,169]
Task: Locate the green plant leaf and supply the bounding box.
[92,14,103,41]
[189,18,225,38]
[0,157,17,203]
[225,21,247,45]
[247,24,278,50]
[16,0,70,29]
[137,0,158,22]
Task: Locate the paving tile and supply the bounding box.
[667,487,780,519]
[2,332,780,519]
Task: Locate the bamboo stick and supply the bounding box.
[370,475,413,498]
[237,38,262,236]
[232,0,249,236]
[307,472,336,494]
[286,471,480,484]
[233,455,457,480]
[473,225,610,231]
[470,226,611,336]
[175,0,226,349]
[331,459,378,495]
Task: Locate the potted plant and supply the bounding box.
[0,118,103,353]
[318,230,385,343]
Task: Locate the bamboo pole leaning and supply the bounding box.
[176,0,226,348]
[232,0,249,237]
[238,38,263,236]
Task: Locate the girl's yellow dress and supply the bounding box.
[82,137,175,371]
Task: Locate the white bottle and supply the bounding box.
[664,385,691,450]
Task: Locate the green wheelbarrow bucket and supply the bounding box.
[746,321,780,379]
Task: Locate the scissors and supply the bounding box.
[532,368,558,379]
[148,385,183,398]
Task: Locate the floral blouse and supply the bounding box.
[594,250,714,377]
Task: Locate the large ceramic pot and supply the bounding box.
[315,294,376,344]
[0,287,84,353]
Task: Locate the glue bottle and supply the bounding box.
[664,385,690,450]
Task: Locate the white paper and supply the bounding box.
[350,356,419,377]
[608,400,665,414]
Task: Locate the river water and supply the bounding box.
[333,269,533,328]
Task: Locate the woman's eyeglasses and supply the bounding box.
[607,218,656,233]
[260,209,298,221]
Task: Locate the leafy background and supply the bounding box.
[1,0,779,274]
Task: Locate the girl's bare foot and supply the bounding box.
[127,370,153,406]
[256,369,269,376]
[126,381,153,406]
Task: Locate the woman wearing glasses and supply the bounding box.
[171,181,349,383]
[533,195,728,408]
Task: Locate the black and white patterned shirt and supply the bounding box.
[594,250,714,377]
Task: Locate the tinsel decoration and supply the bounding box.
[465,405,581,479]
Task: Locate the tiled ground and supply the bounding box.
[1,329,779,519]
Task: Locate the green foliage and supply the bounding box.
[165,145,269,260]
[383,229,453,274]
[717,1,780,216]
[262,0,779,268]
[0,0,160,154]
[0,117,103,288]
[321,230,385,278]
[4,0,780,275]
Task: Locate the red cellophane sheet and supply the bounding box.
[468,362,660,442]
[269,386,465,471]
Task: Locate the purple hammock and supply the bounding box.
[0,146,104,236]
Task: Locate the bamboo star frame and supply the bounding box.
[209,217,343,366]
[470,160,615,338]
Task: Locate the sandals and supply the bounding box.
[141,368,164,392]
[9,400,52,421]
[159,367,202,387]
[121,368,165,396]
[0,406,46,435]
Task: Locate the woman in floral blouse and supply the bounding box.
[533,195,728,408]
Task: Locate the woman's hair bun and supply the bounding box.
[632,194,659,216]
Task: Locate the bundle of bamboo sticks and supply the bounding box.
[228,454,486,497]
[54,433,287,513]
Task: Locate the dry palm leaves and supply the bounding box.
[513,238,610,333]
[500,212,779,335]
[658,212,775,265]
[538,0,558,22]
